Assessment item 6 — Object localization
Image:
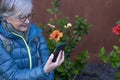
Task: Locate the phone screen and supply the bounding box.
[52,43,66,62]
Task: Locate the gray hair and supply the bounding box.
[0,0,33,17]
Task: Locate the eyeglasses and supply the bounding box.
[16,13,35,22]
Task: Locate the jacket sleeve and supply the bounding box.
[0,39,52,80]
[38,32,54,80]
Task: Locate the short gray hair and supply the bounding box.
[0,0,33,17]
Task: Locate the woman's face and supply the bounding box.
[5,14,33,32]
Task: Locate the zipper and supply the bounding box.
[12,32,32,69]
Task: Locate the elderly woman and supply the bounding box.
[0,0,64,80]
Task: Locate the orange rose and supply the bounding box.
[49,30,63,42]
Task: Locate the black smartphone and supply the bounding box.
[52,43,66,62]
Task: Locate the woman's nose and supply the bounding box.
[24,18,30,23]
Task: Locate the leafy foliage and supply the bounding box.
[40,0,91,80]
[99,46,120,68]
[99,22,120,80]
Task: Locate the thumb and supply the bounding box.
[47,54,54,64]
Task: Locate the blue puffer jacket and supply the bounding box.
[0,23,54,80]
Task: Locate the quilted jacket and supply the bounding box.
[0,22,54,80]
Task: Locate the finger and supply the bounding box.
[60,51,65,64]
[55,50,63,63]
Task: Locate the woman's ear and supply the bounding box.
[3,16,10,23]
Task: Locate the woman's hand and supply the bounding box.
[44,51,64,74]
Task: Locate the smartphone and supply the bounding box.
[52,43,66,62]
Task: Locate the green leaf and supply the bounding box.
[47,9,54,14]
[57,66,65,72]
[102,56,109,63]
[99,47,105,57]
[109,51,118,58]
[116,20,120,24]
[113,46,119,50]
[116,71,120,79]
[99,47,110,63]
[73,70,79,74]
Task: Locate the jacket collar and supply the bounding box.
[0,23,42,41]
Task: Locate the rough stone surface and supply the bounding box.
[76,64,117,80]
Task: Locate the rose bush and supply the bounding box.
[99,22,120,80]
[40,0,91,80]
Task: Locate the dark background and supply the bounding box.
[1,0,120,63]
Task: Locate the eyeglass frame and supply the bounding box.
[15,13,35,22]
